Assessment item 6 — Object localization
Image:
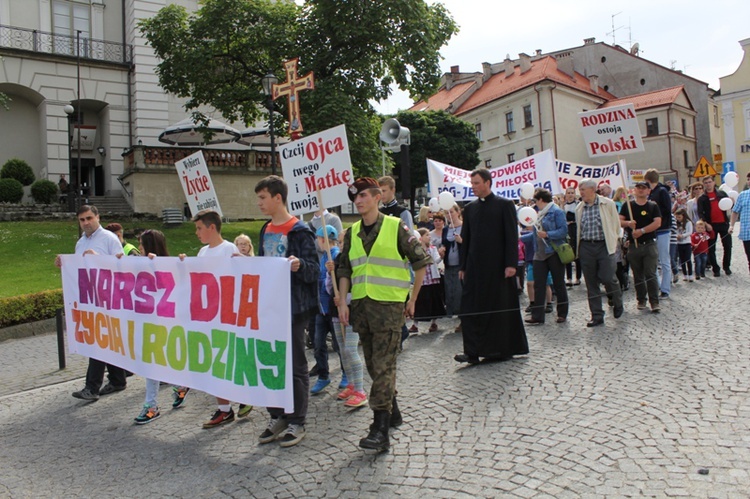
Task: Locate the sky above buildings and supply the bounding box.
[373,0,748,114]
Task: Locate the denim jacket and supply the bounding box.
[534,204,568,255]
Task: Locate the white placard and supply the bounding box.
[61,254,293,411]
[175,151,223,216]
[578,103,645,158]
[279,124,354,215]
[427,149,561,201]
[555,159,625,191]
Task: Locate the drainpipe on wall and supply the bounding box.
[123,0,133,148]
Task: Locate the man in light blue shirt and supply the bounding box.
[730,189,750,273]
[55,205,126,402]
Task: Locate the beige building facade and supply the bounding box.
[0,0,271,218]
[716,37,750,182]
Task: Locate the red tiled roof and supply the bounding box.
[441,56,616,115]
[409,80,476,112]
[409,56,615,115]
[599,85,691,110]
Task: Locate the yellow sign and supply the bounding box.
[693,156,718,178]
[713,153,723,162]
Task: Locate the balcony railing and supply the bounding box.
[122,146,276,173]
[0,24,133,65]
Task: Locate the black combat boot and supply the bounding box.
[359,410,390,452]
[390,396,402,427]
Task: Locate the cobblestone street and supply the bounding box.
[1,244,749,497]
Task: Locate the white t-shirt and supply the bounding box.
[197,240,239,258]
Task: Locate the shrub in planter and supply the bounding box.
[0,178,24,203]
[1,158,35,186]
[0,289,63,328]
[31,179,59,204]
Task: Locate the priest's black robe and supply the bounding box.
[459,193,529,359]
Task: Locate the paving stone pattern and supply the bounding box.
[0,242,749,497]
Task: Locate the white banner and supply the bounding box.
[279,124,353,215]
[578,103,645,158]
[427,149,560,201]
[555,159,625,191]
[175,151,223,216]
[61,254,293,411]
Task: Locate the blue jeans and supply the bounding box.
[314,313,340,380]
[695,253,708,277]
[656,231,672,294]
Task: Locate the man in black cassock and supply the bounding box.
[455,168,529,364]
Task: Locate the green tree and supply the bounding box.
[386,110,480,201]
[139,0,458,176]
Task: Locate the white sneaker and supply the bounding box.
[688,275,694,282]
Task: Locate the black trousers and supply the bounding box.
[84,359,126,393]
[268,311,311,426]
[708,222,732,273]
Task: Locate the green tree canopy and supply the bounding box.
[139,0,458,175]
[387,110,480,200]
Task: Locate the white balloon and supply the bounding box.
[518,206,538,227]
[719,183,730,193]
[438,190,455,210]
[718,197,733,211]
[728,190,739,201]
[429,197,440,212]
[520,182,535,200]
[724,171,739,188]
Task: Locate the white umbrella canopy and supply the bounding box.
[158,117,242,146]
[236,127,268,146]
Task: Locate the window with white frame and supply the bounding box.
[475,123,483,141]
[52,0,90,55]
[507,153,515,163]
[505,112,515,134]
[484,159,492,168]
[523,105,533,128]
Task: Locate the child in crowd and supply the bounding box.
[325,229,368,408]
[411,228,446,332]
[674,209,694,281]
[234,233,255,256]
[126,229,171,424]
[311,225,345,395]
[691,220,714,280]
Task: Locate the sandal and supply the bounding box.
[556,317,566,323]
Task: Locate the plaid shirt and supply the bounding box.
[580,197,606,241]
[732,190,750,241]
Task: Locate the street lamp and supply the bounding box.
[63,30,83,217]
[261,72,278,175]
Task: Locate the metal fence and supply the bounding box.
[0,24,133,65]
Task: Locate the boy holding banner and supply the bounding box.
[184,210,246,428]
[255,175,319,448]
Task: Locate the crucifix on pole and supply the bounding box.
[272,58,315,140]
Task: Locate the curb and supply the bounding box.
[0,318,57,343]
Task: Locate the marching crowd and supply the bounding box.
[54,168,750,453]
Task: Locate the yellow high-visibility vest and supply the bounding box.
[350,216,410,302]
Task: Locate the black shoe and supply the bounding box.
[390,397,402,428]
[454,354,480,365]
[544,304,553,314]
[72,387,99,401]
[586,318,604,327]
[524,318,544,325]
[713,271,721,277]
[724,268,732,276]
[360,411,390,452]
[607,297,614,307]
[614,305,624,318]
[99,383,126,396]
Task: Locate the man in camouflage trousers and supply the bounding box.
[337,177,430,452]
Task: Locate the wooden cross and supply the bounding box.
[272,58,315,139]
